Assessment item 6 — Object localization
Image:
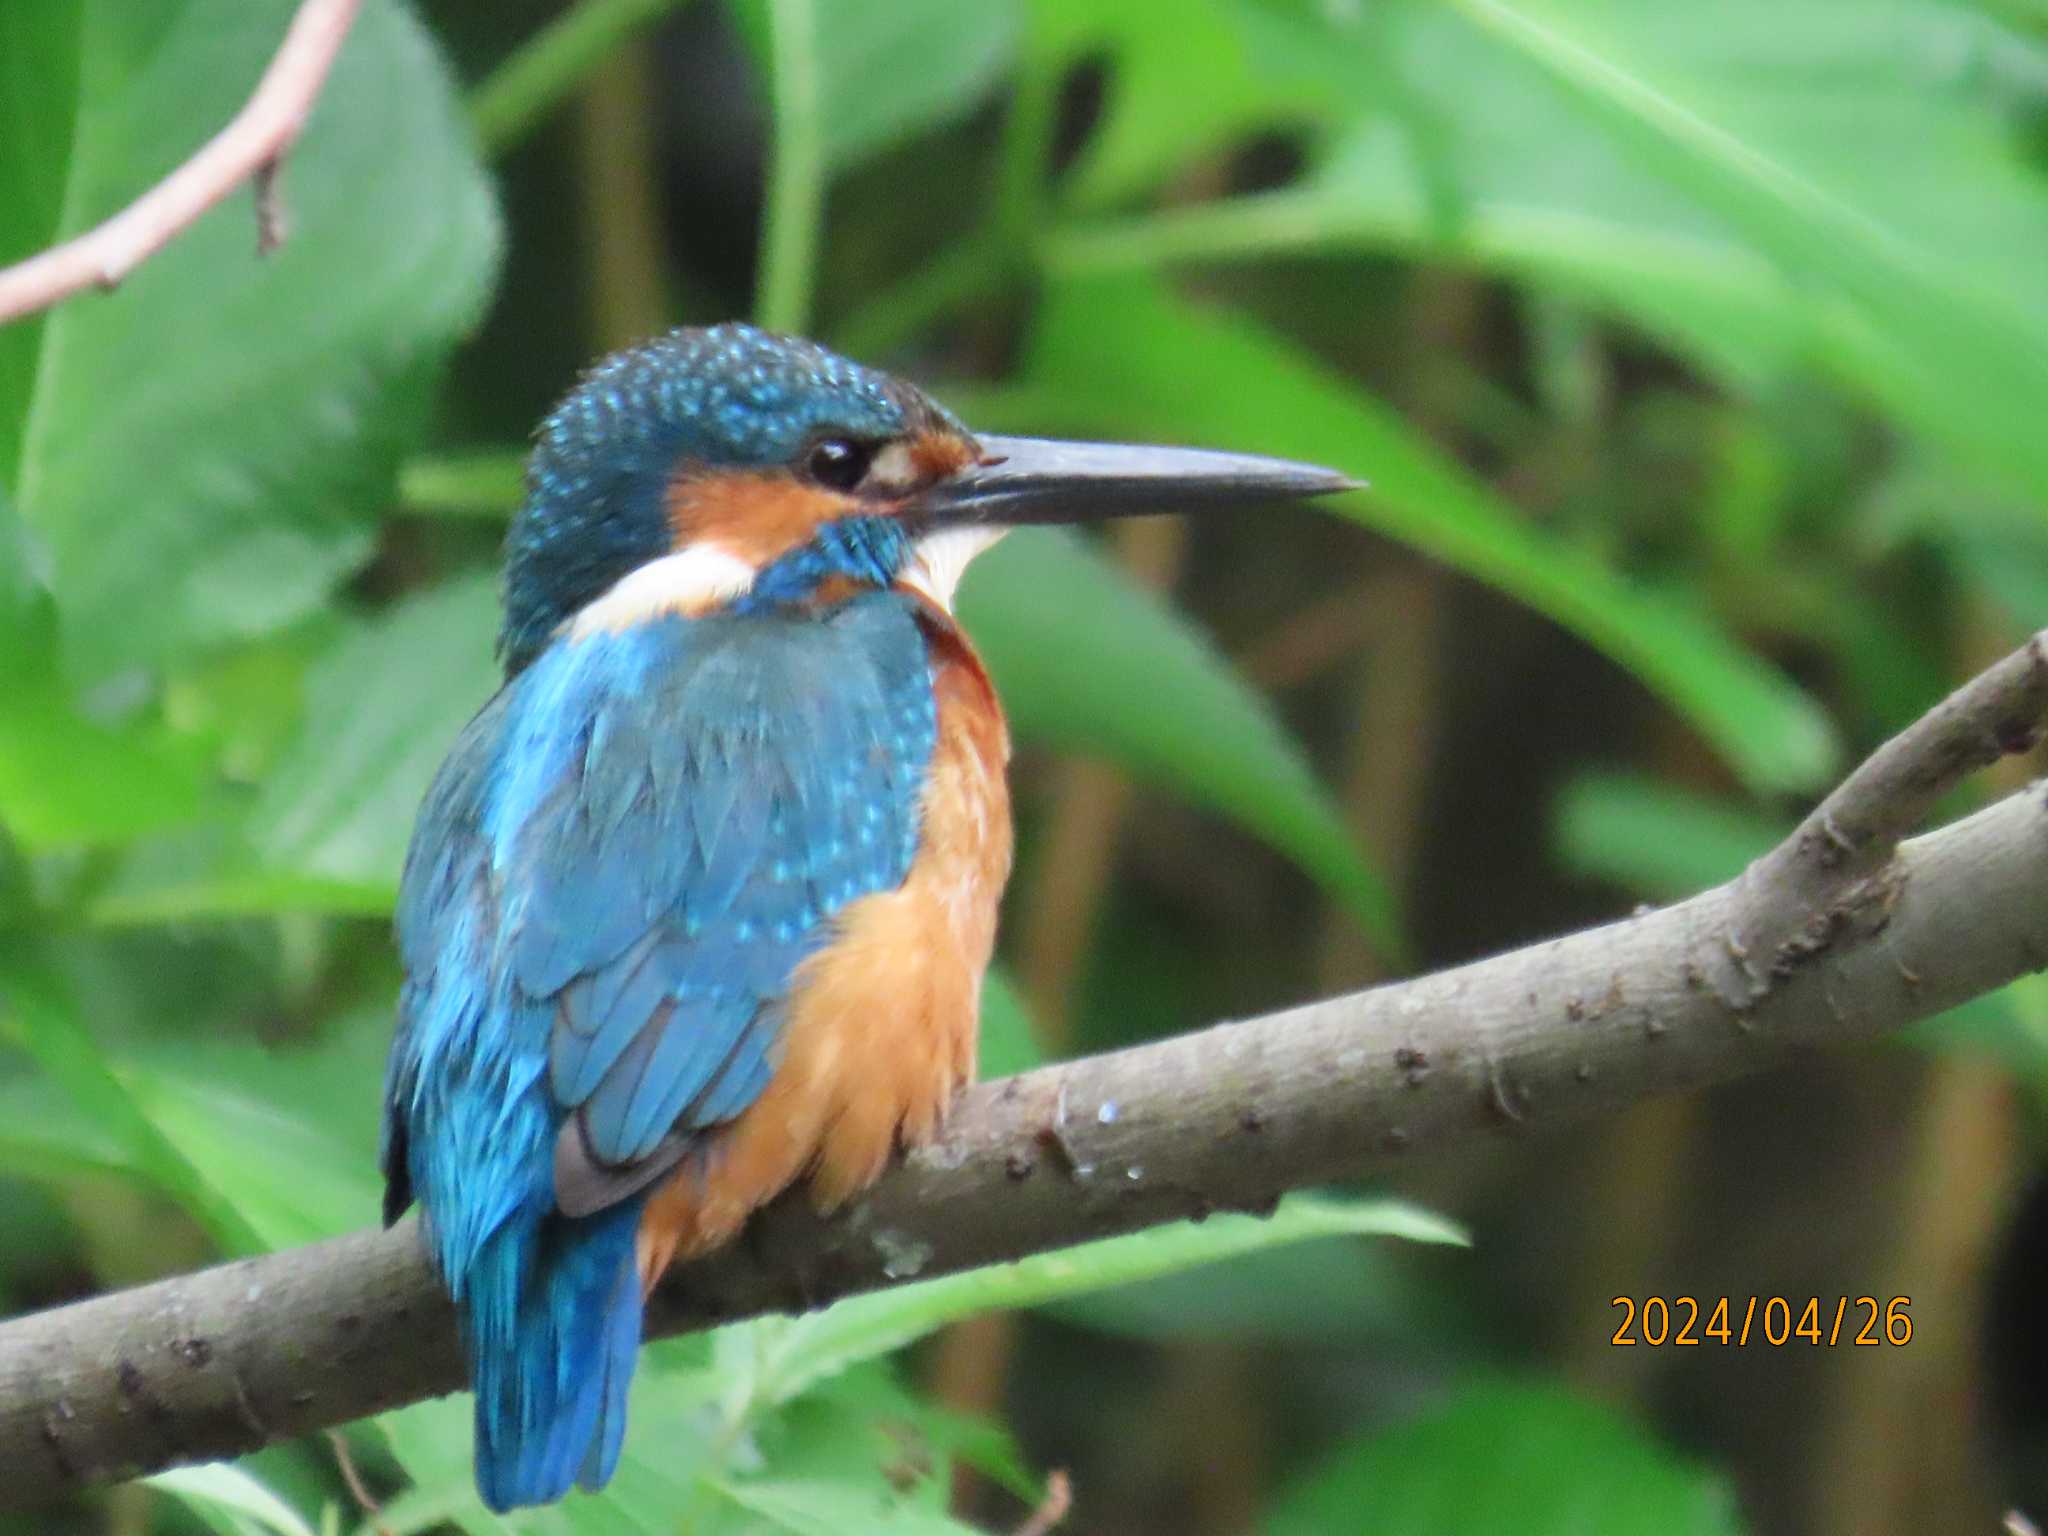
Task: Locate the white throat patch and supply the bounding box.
[569,544,756,638]
[901,525,1008,613]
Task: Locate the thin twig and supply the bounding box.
[1778,632,2048,875]
[1010,1470,1072,1536]
[1715,631,2048,1014]
[0,0,362,325]
[324,1430,391,1536]
[4,632,2048,1502]
[252,161,287,256]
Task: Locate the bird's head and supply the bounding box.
[500,323,1354,671]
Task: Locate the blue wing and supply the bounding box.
[378,592,935,1508]
[383,589,937,1227]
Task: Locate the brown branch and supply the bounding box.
[0,0,362,325]
[3,633,2048,1506]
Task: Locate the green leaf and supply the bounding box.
[146,1463,322,1536]
[817,1375,1037,1504]
[709,1478,982,1536]
[86,867,398,927]
[0,998,390,1250]
[1,0,500,678]
[1045,1226,1449,1345]
[0,1069,140,1184]
[976,969,1044,1077]
[1014,275,1835,793]
[1438,0,2048,499]
[0,487,204,847]
[726,0,1019,172]
[0,653,205,849]
[743,1195,1466,1408]
[716,1365,1032,1527]
[1029,0,1351,208]
[1552,771,1782,899]
[123,1034,386,1251]
[1049,1,2048,503]
[1044,4,1806,383]
[963,529,1403,954]
[1262,1379,1746,1536]
[0,957,259,1249]
[252,572,501,899]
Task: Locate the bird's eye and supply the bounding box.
[803,437,875,492]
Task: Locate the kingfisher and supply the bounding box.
[378,322,1351,1510]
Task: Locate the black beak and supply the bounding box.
[910,434,1361,529]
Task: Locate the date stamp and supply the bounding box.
[1610,1295,1913,1347]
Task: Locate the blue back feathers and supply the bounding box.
[500,323,963,671]
[382,592,938,1509]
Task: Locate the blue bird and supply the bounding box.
[379,323,1352,1509]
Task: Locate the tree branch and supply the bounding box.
[0,0,362,325]
[2,632,2046,1507]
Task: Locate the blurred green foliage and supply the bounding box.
[4,0,2048,1531]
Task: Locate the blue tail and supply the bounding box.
[465,1197,647,1512]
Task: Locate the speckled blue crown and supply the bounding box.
[499,324,962,671]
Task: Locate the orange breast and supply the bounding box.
[637,609,1012,1286]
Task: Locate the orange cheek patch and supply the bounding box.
[667,470,856,567]
[910,430,978,481]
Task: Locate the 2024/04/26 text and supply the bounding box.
[1610,1296,1912,1347]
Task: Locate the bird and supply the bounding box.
[378,322,1354,1511]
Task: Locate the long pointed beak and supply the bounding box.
[909,434,1361,529]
